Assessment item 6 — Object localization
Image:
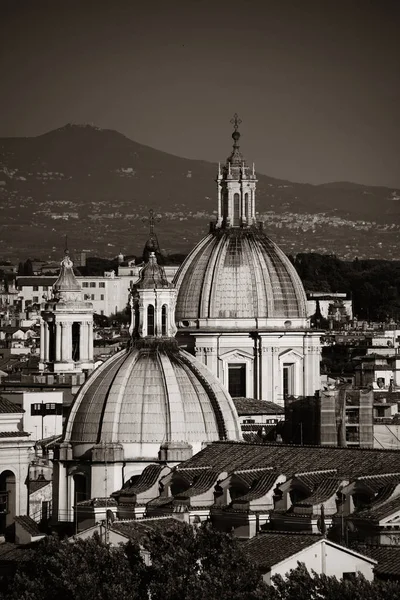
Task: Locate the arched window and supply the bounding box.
[233,193,240,226]
[161,304,168,336]
[0,470,16,534]
[147,304,155,336]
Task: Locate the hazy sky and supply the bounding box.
[1,0,399,187]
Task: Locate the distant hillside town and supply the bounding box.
[1,116,400,591]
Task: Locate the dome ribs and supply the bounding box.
[177,352,228,440]
[174,227,308,322]
[69,350,128,443]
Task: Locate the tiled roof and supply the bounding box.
[146,496,174,508]
[244,532,323,571]
[77,497,117,508]
[295,477,342,507]
[233,398,285,416]
[234,467,274,488]
[295,470,337,492]
[29,478,51,494]
[111,517,185,542]
[356,473,400,494]
[0,396,23,414]
[354,544,400,577]
[14,515,42,537]
[234,472,278,502]
[0,431,29,438]
[353,494,400,522]
[179,441,400,480]
[115,464,163,497]
[175,469,219,499]
[0,542,30,563]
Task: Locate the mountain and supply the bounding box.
[0,124,399,261]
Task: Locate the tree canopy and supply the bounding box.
[1,524,400,600]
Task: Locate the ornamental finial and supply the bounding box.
[230,113,242,147]
[230,113,242,132]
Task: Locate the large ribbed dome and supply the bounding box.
[64,340,242,458]
[174,227,307,325]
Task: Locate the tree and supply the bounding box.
[266,563,400,600]
[144,521,267,600]
[0,533,147,600]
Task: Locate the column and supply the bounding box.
[40,322,45,361]
[87,322,94,361]
[217,183,222,222]
[44,323,50,362]
[80,322,88,361]
[61,322,72,362]
[55,322,62,361]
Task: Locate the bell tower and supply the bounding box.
[39,250,94,375]
[129,252,177,339]
[216,113,257,228]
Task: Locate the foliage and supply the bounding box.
[2,526,400,600]
[143,521,267,600]
[293,253,400,321]
[0,533,147,600]
[265,563,400,600]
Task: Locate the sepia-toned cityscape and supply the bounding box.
[0,2,400,598]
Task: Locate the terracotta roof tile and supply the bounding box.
[0,396,23,414]
[29,478,51,494]
[233,398,284,416]
[114,464,163,497]
[295,477,342,507]
[353,494,400,522]
[180,441,400,480]
[14,515,42,537]
[175,469,219,499]
[354,544,400,577]
[244,531,322,571]
[234,472,279,502]
[112,517,185,542]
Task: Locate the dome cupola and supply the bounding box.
[174,115,308,330]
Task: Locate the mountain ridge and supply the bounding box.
[0,124,398,261]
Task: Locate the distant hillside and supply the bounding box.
[0,124,399,261]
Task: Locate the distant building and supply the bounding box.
[284,387,374,448]
[307,292,353,323]
[0,396,32,538]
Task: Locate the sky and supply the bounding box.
[0,0,399,187]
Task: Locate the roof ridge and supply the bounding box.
[235,466,274,474]
[358,472,400,480]
[295,469,337,477]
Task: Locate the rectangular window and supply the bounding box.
[33,286,39,291]
[91,294,95,300]
[99,282,105,288]
[82,282,89,288]
[283,363,294,399]
[228,363,246,397]
[90,282,96,288]
[43,286,48,291]
[32,296,39,303]
[84,294,90,300]
[100,294,104,301]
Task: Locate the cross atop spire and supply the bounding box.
[142,208,161,236]
[230,113,242,132]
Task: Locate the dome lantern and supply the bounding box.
[216,114,257,228]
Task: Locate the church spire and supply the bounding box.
[216,114,257,228]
